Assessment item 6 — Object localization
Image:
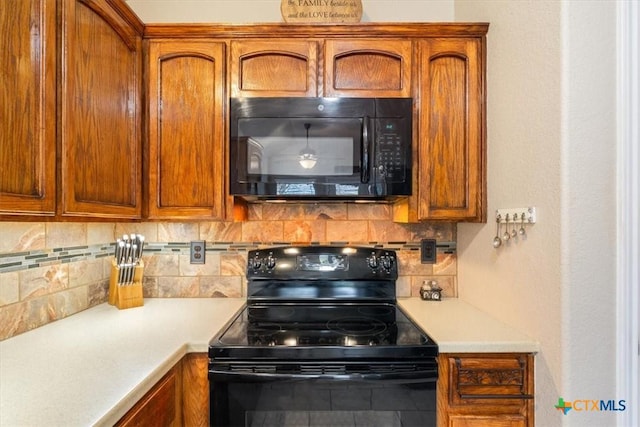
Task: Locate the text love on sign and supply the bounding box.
[281,0,363,23]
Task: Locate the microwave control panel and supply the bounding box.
[374,118,407,183]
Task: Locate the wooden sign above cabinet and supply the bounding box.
[281,0,362,23]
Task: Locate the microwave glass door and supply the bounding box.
[238,118,363,178]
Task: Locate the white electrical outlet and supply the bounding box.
[495,207,537,224]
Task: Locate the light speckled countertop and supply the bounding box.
[0,298,245,427]
[0,297,537,427]
[397,298,539,353]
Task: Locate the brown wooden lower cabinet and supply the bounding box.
[116,353,209,427]
[438,353,534,427]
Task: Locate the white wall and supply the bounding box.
[455,1,618,426]
[125,0,454,23]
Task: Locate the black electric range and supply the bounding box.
[208,246,438,427]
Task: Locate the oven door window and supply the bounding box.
[236,118,363,189]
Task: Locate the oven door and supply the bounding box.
[209,360,437,427]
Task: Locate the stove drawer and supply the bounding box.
[210,359,438,426]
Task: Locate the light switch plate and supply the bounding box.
[190,241,206,264]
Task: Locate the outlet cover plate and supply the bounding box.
[421,239,437,264]
[190,241,206,264]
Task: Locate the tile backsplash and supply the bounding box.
[0,203,456,340]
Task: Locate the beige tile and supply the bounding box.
[246,204,263,220]
[143,254,180,277]
[396,250,433,276]
[199,221,242,242]
[158,222,199,242]
[200,276,243,298]
[142,276,159,298]
[408,222,456,241]
[0,302,25,340]
[48,287,88,321]
[325,221,368,242]
[0,272,19,306]
[87,223,116,245]
[242,221,284,242]
[0,222,45,254]
[68,259,105,288]
[434,252,457,275]
[46,223,87,248]
[221,252,247,276]
[20,264,69,300]
[116,223,159,242]
[179,253,221,276]
[261,204,305,220]
[347,204,391,220]
[0,297,49,341]
[368,220,411,242]
[302,203,348,220]
[157,276,199,297]
[396,275,411,297]
[283,220,326,243]
[88,281,109,307]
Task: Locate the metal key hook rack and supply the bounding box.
[492,207,536,249]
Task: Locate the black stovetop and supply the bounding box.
[209,303,438,360]
[209,246,438,360]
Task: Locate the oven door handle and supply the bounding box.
[210,369,438,383]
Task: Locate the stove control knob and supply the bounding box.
[381,255,393,271]
[367,254,379,269]
[250,257,262,270]
[266,254,276,269]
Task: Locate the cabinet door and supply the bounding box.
[437,354,534,427]
[417,38,485,222]
[324,39,412,97]
[146,40,226,219]
[0,0,56,216]
[230,40,318,97]
[449,415,527,427]
[59,0,142,219]
[115,362,182,427]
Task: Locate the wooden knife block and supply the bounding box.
[108,259,144,309]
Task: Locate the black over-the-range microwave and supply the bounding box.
[229,97,413,201]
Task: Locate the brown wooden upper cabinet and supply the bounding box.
[59,0,143,219]
[1,0,143,219]
[146,40,226,220]
[324,39,412,97]
[417,38,485,222]
[0,0,57,217]
[230,40,318,97]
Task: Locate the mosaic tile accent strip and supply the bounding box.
[0,241,456,274]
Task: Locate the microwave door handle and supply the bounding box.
[361,116,370,183]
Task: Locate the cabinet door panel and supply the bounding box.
[438,354,534,427]
[418,38,485,221]
[231,40,318,97]
[325,39,412,97]
[449,415,527,427]
[147,40,225,219]
[115,364,182,427]
[0,0,56,216]
[60,0,142,218]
